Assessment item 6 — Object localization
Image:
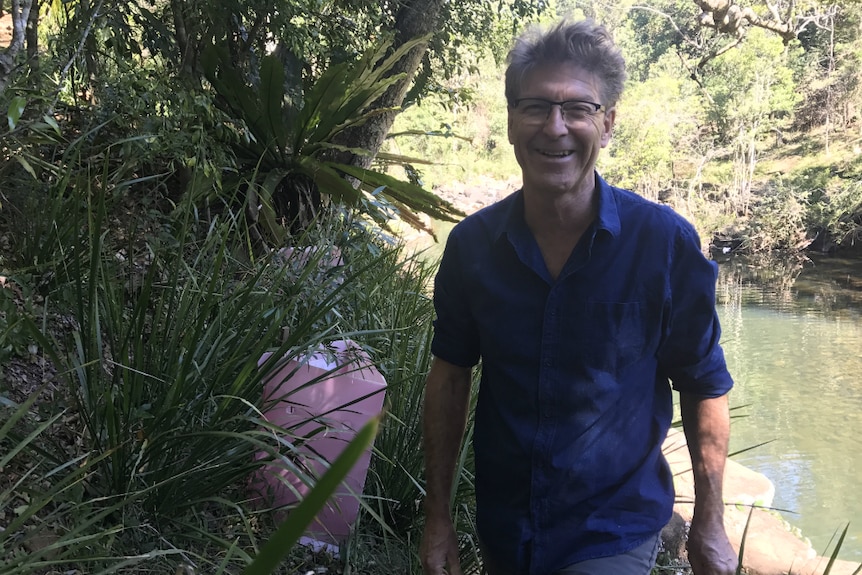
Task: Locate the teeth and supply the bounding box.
[541,151,572,157]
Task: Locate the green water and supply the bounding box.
[716,255,862,560]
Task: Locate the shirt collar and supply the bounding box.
[494,172,621,241]
[595,173,621,238]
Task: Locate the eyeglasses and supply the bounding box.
[513,98,605,125]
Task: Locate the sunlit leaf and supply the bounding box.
[7,96,26,130]
[14,155,38,179]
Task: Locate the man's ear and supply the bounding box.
[507,107,515,145]
[600,106,617,148]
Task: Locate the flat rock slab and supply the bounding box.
[663,429,860,575]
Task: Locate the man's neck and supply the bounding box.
[522,181,598,238]
[521,179,599,281]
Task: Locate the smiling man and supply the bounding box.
[421,19,738,575]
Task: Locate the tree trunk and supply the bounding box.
[25,0,37,69]
[0,0,33,93]
[170,0,195,78]
[333,0,446,169]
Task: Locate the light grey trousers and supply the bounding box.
[481,532,662,575]
[555,533,662,575]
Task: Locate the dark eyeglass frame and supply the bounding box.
[513,98,605,123]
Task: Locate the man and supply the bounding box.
[420,19,738,575]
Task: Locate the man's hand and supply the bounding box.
[687,514,738,575]
[420,516,463,575]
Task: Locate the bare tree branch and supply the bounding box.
[631,5,703,50]
[0,0,33,92]
[697,35,745,69]
[49,0,105,110]
[693,0,797,42]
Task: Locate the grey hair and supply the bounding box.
[505,19,627,108]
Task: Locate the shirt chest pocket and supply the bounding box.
[570,301,646,374]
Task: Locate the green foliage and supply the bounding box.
[793,5,862,132]
[603,62,701,197]
[90,68,234,190]
[0,108,482,569]
[33,0,550,110]
[620,0,701,82]
[60,190,368,511]
[0,281,36,370]
[427,0,550,80]
[1,373,381,575]
[701,29,801,141]
[387,56,520,189]
[203,39,463,243]
[0,71,235,281]
[744,182,809,252]
[807,179,862,248]
[0,391,138,573]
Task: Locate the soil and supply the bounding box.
[1,12,13,47]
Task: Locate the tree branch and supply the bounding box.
[630,5,702,51]
[694,0,798,43]
[49,0,104,110]
[697,36,745,70]
[0,0,33,91]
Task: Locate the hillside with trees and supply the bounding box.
[1,0,861,573]
[389,0,862,255]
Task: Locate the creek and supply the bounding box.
[716,254,862,560]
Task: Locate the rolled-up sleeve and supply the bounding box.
[658,224,734,397]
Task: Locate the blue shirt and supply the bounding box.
[431,173,733,575]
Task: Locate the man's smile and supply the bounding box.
[537,148,575,158]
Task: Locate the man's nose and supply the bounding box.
[543,104,568,136]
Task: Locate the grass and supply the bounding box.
[0,136,470,572]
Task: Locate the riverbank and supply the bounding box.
[664,429,860,575]
[426,175,862,259]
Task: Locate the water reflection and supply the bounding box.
[717,254,862,560]
[717,253,862,318]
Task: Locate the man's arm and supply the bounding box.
[420,357,473,575]
[679,392,738,575]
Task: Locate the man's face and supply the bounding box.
[507,63,616,199]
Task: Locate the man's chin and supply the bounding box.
[523,173,593,197]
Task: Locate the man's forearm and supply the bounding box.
[680,392,738,574]
[423,358,472,519]
[679,393,731,523]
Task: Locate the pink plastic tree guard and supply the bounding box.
[250,340,386,545]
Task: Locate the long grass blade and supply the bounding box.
[821,523,850,575]
[736,505,754,575]
[241,415,381,575]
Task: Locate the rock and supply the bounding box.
[433,176,520,214]
[663,429,861,575]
